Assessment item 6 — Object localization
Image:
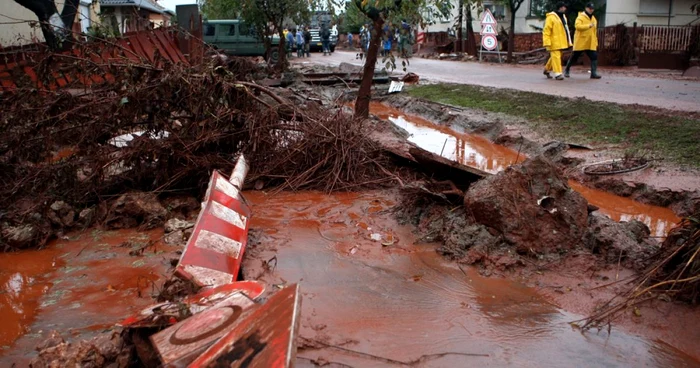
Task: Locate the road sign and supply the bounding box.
[481,9,497,25]
[481,34,498,51]
[480,24,497,35]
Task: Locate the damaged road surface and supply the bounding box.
[242,191,699,367]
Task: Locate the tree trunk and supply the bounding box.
[277,28,287,72]
[13,0,79,50]
[456,0,463,52]
[507,7,515,63]
[354,17,384,119]
[466,4,476,56]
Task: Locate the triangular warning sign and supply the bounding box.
[481,9,496,25]
[480,24,497,35]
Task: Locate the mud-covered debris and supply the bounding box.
[438,224,499,261]
[464,155,589,255]
[542,141,569,162]
[584,214,658,270]
[164,218,194,234]
[105,193,168,230]
[47,201,76,228]
[30,331,133,368]
[162,196,201,219]
[77,207,96,228]
[1,223,40,249]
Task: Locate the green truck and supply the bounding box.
[202,20,281,63]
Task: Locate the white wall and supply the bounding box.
[0,2,47,45]
[606,0,698,26]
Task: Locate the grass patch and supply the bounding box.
[407,84,700,167]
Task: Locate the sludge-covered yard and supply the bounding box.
[1,31,700,368]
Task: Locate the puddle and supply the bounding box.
[568,181,680,237]
[0,248,63,349]
[0,229,176,364]
[244,191,700,367]
[372,103,680,237]
[371,102,519,174]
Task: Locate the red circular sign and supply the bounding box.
[482,35,498,51]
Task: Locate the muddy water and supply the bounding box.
[0,229,177,364]
[0,247,62,349]
[371,102,680,236]
[371,102,519,174]
[244,191,700,367]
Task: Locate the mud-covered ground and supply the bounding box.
[1,69,699,366]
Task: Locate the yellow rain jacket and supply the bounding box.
[543,12,572,50]
[573,11,598,51]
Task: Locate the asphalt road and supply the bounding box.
[296,51,700,112]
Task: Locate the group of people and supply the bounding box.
[284,28,311,58]
[543,1,602,80]
[354,21,414,60]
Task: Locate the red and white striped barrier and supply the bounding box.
[175,155,251,287]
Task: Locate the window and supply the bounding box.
[204,24,215,36]
[529,0,546,17]
[227,25,236,36]
[639,0,672,15]
[484,3,506,20]
[239,23,255,36]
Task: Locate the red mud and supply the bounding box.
[243,190,700,367]
[373,102,681,237]
[0,228,179,365]
[371,102,520,174]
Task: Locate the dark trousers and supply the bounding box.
[567,50,598,67]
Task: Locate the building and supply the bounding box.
[422,0,699,37]
[100,0,172,34]
[0,0,101,46]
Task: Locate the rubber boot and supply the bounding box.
[590,60,602,79]
[564,58,571,78]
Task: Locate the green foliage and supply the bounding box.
[337,2,370,34]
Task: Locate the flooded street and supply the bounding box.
[243,191,700,367]
[0,229,177,365]
[371,102,680,237]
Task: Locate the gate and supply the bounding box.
[639,25,696,69]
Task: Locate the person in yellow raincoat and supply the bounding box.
[542,2,572,80]
[565,3,602,79]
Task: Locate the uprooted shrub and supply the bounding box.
[0,57,396,250]
[581,213,699,329]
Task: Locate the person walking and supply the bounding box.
[295,29,304,57]
[542,2,572,80]
[347,32,354,49]
[286,29,294,58]
[303,27,312,57]
[565,2,601,79]
[321,24,331,56]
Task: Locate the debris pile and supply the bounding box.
[582,211,700,329]
[0,52,395,250]
[464,155,589,256]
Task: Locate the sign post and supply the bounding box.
[479,9,501,63]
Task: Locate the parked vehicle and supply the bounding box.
[307,11,337,52]
[202,20,281,63]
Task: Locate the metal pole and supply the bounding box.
[229,154,249,198]
[668,0,673,26]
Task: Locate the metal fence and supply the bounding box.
[640,25,695,53]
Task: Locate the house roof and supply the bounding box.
[100,0,166,14]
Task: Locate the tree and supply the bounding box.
[14,0,80,49]
[454,1,481,55]
[201,0,309,71]
[692,2,700,15]
[350,0,451,118]
[501,0,525,62]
